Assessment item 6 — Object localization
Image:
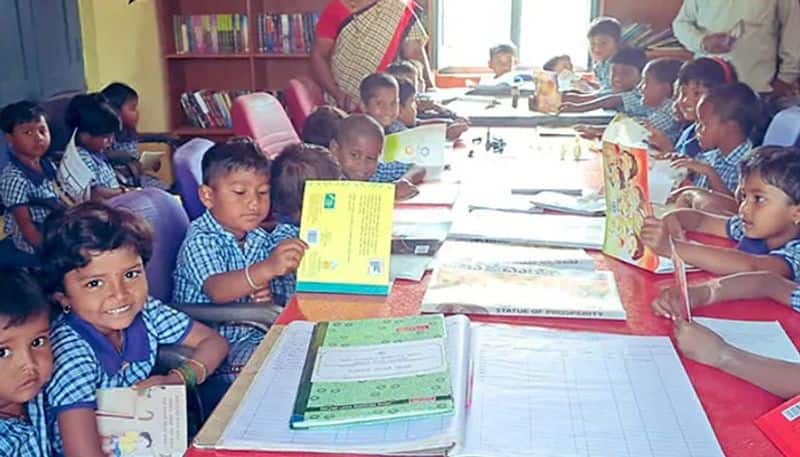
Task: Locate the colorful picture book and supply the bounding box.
[180,89,251,129]
[297,181,394,295]
[256,13,320,55]
[422,262,625,320]
[96,386,187,457]
[383,124,447,181]
[172,14,249,54]
[290,315,454,428]
[532,70,561,114]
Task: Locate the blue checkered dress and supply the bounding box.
[45,298,192,456]
[727,215,800,280]
[620,90,649,117]
[791,287,800,312]
[76,146,121,189]
[0,156,63,253]
[593,59,612,93]
[646,98,681,144]
[0,392,49,457]
[369,161,413,183]
[693,141,752,192]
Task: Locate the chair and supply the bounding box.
[231,92,299,159]
[284,76,325,134]
[172,138,214,221]
[40,90,84,157]
[763,106,800,147]
[108,188,190,302]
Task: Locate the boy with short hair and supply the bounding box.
[301,105,346,149]
[488,43,518,79]
[587,16,622,94]
[397,78,469,140]
[561,47,647,105]
[360,73,406,134]
[0,101,63,255]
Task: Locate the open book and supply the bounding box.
[211,317,724,456]
[53,129,92,206]
[383,124,447,181]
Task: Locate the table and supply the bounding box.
[186,130,797,457]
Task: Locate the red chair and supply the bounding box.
[284,76,325,134]
[231,92,299,159]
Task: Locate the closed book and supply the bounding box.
[756,394,800,456]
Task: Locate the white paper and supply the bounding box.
[529,191,605,216]
[55,129,93,205]
[435,242,595,270]
[400,182,461,206]
[601,114,650,148]
[383,124,447,181]
[453,325,724,457]
[649,159,685,205]
[694,317,800,363]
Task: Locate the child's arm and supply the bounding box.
[9,206,43,249]
[666,238,792,278]
[561,92,602,104]
[559,94,623,113]
[58,409,108,457]
[675,319,800,398]
[671,157,734,195]
[203,239,307,304]
[401,165,426,185]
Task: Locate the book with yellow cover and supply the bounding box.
[297,180,394,295]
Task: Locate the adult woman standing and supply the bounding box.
[311,0,433,111]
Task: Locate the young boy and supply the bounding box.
[397,78,469,141]
[0,269,53,457]
[560,47,647,106]
[587,17,622,94]
[386,61,461,121]
[329,114,425,200]
[488,43,518,79]
[642,146,800,281]
[0,101,63,255]
[360,73,406,134]
[301,105,346,149]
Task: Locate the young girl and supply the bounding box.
[101,82,169,190]
[42,203,229,457]
[65,93,125,200]
[301,105,346,149]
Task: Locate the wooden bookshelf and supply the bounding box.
[155,0,328,139]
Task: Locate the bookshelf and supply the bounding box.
[598,0,692,61]
[155,0,328,139]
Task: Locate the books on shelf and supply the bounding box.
[179,89,250,129]
[256,13,320,55]
[173,14,249,54]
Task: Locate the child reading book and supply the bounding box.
[397,78,468,141]
[360,73,406,134]
[301,105,346,149]
[0,269,53,457]
[42,202,228,457]
[0,101,63,255]
[642,146,800,281]
[587,17,622,94]
[488,43,518,79]
[330,114,425,200]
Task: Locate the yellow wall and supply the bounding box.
[78,0,168,132]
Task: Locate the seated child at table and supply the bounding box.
[0,101,63,256]
[642,146,800,280]
[330,114,425,200]
[270,143,342,226]
[360,73,407,134]
[43,202,228,457]
[65,93,125,200]
[386,61,459,121]
[100,82,169,190]
[301,105,346,149]
[397,78,469,141]
[561,46,647,107]
[587,16,622,94]
[543,55,573,73]
[0,269,54,457]
[652,271,800,398]
[488,43,518,79]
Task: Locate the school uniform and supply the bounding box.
[727,215,800,280]
[369,161,413,183]
[693,140,752,192]
[619,92,682,144]
[791,287,800,311]
[385,120,408,134]
[593,59,612,94]
[675,123,702,158]
[76,146,121,189]
[0,155,63,254]
[0,392,49,457]
[46,298,192,456]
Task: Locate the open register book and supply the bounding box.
[208,317,724,456]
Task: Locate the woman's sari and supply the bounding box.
[329,0,427,104]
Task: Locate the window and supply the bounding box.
[434,0,595,71]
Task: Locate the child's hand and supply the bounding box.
[671,158,712,177]
[395,179,420,201]
[262,239,308,277]
[574,125,602,140]
[249,286,273,303]
[446,122,469,140]
[561,93,581,103]
[674,320,729,368]
[645,125,673,153]
[640,216,682,257]
[652,284,710,320]
[133,373,184,390]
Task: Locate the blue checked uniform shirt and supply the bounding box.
[620,92,681,144]
[0,156,63,253]
[593,59,612,94]
[369,161,413,183]
[791,288,800,312]
[693,141,752,192]
[0,392,50,457]
[76,146,120,189]
[46,298,192,456]
[727,215,800,281]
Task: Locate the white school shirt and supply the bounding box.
[672,0,800,93]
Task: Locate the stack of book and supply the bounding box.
[621,22,682,50]
[179,90,250,129]
[172,14,250,54]
[256,13,320,55]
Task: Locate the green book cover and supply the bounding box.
[290,315,454,429]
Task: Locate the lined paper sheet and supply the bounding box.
[694,317,800,363]
[218,316,471,454]
[454,325,724,457]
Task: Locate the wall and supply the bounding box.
[598,0,683,29]
[78,0,168,132]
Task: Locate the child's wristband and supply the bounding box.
[186,358,209,384]
[244,263,263,291]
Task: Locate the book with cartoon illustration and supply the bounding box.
[383,124,447,181]
[297,181,394,295]
[290,314,454,429]
[96,386,187,457]
[532,70,561,114]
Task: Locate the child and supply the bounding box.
[42,202,228,457]
[386,61,460,121]
[652,271,800,398]
[561,46,647,106]
[386,60,424,93]
[397,78,469,141]
[672,82,759,195]
[329,114,425,200]
[587,17,622,94]
[0,269,53,457]
[100,82,168,190]
[642,146,800,281]
[301,105,346,149]
[488,43,518,79]
[270,143,343,226]
[0,101,63,255]
[64,93,125,200]
[543,55,573,73]
[360,73,406,134]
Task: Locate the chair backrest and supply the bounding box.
[108,188,190,302]
[284,76,325,134]
[231,92,299,159]
[763,106,800,147]
[173,137,214,220]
